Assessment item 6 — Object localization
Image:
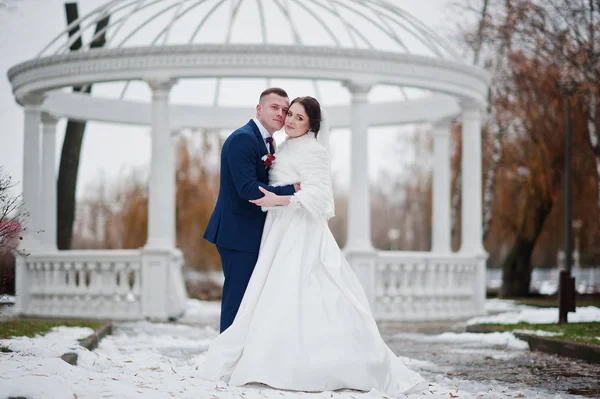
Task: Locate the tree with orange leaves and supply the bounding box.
[72,133,222,274]
[454,0,599,297]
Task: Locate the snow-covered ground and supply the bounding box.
[468,306,600,325]
[0,295,15,304]
[1,299,598,399]
[177,297,221,326]
[397,331,529,350]
[484,298,535,313]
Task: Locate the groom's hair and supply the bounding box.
[259,87,288,103]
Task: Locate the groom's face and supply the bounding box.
[256,93,290,134]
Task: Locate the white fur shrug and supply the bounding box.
[267,132,335,220]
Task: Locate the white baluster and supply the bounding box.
[80,261,90,319]
[74,261,84,317]
[387,264,399,318]
[27,261,39,314]
[116,261,130,319]
[402,263,414,320]
[130,261,142,318]
[100,261,114,319]
[88,261,102,317]
[63,261,75,316]
[428,262,439,319]
[50,262,62,316]
[442,263,453,317]
[374,263,386,317]
[416,262,427,320]
[43,262,53,315]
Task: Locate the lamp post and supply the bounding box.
[573,219,583,270]
[556,80,580,324]
[387,228,400,251]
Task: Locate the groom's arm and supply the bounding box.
[227,135,295,200]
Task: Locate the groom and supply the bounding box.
[204,87,298,333]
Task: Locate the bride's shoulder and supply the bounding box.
[296,136,326,152]
[306,137,329,157]
[299,139,329,166]
[281,135,328,160]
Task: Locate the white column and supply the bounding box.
[460,100,487,316]
[145,78,177,249]
[341,81,377,309]
[40,112,58,251]
[344,81,373,251]
[459,100,485,254]
[15,95,44,316]
[431,120,452,253]
[20,95,45,250]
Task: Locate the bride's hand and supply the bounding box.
[250,186,281,207]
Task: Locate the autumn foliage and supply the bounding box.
[72,134,221,273]
[455,0,600,296]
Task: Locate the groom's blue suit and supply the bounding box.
[204,120,295,332]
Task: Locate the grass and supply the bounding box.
[515,294,600,308]
[485,293,600,308]
[480,321,600,346]
[0,319,105,340]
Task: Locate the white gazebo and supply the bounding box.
[7,0,490,321]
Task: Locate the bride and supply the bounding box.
[200,96,427,397]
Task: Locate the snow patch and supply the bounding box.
[0,326,94,357]
[0,301,586,399]
[513,330,563,337]
[403,331,529,350]
[178,298,221,325]
[468,306,600,325]
[484,298,534,313]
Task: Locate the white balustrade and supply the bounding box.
[15,248,186,320]
[18,250,143,320]
[373,251,480,321]
[15,247,484,322]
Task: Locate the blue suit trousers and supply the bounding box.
[217,245,259,333]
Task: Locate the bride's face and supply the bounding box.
[284,102,310,138]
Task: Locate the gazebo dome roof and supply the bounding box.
[39,0,461,61]
[8,0,489,122]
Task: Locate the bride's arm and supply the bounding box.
[290,145,334,219]
[249,187,292,207]
[227,134,296,200]
[251,144,334,219]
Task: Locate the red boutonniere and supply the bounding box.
[262,153,276,170]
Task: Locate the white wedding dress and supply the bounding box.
[200,133,427,397]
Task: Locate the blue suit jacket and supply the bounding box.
[203,120,295,253]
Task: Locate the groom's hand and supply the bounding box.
[294,183,301,192]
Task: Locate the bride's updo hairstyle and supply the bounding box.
[290,96,322,138]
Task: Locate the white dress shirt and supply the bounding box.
[253,118,272,152]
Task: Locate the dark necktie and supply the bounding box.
[266,137,274,154]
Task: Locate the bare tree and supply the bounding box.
[57,3,110,250]
[451,0,599,296]
[505,0,600,210]
[450,0,494,241]
[0,168,27,255]
[590,88,600,208]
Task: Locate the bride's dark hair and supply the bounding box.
[290,96,321,137]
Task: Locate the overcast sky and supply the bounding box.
[0,0,469,200]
